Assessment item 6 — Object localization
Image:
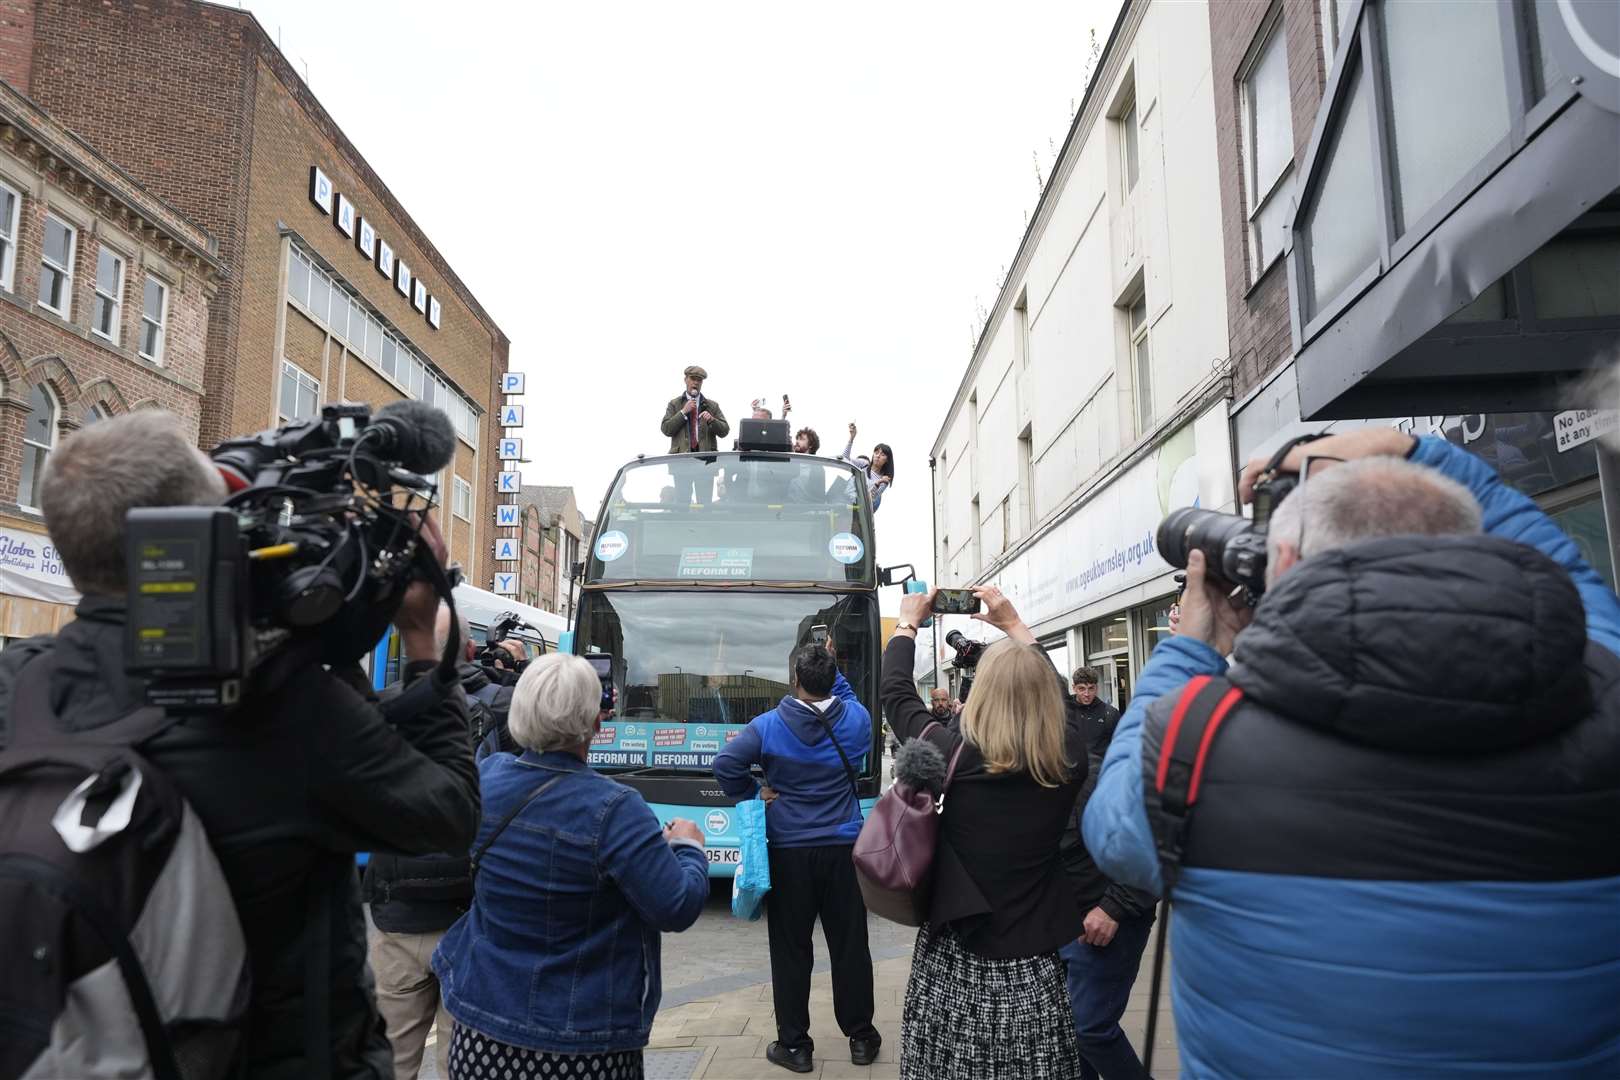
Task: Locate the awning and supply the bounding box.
[1286,0,1620,420]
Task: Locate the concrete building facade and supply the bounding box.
[930,0,1237,707]
[0,78,219,639]
[0,0,512,587]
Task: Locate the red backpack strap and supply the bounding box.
[1152,675,1244,891]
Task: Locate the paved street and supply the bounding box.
[644,885,1179,1079]
[418,884,1178,1079]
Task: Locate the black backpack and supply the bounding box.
[0,643,251,1080]
[469,680,517,757]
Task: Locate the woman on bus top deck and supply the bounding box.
[432,653,710,1080]
[840,422,894,511]
[882,585,1088,1080]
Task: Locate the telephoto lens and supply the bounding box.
[1155,507,1270,601]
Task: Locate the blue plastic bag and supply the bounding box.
[730,798,770,921]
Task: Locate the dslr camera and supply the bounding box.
[475,611,544,676]
[944,629,986,669]
[1155,434,1320,604]
[124,400,460,710]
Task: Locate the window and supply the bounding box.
[140,277,168,362]
[17,383,56,510]
[288,250,309,306]
[1522,1,1565,103]
[1017,428,1034,532]
[39,215,74,317]
[93,247,125,343]
[1120,96,1140,195]
[278,361,320,423]
[1129,293,1153,434]
[1242,18,1294,278]
[1319,0,1356,72]
[82,403,107,425]
[307,269,330,324]
[453,476,473,521]
[1377,0,1511,235]
[1301,58,1378,318]
[0,182,19,291]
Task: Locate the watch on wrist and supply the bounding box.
[895,621,918,633]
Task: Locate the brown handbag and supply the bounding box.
[851,723,965,926]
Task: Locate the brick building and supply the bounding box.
[1209,0,1617,586]
[518,485,583,620]
[0,78,219,639]
[0,0,512,586]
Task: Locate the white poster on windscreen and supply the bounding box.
[984,402,1233,631]
[0,526,80,605]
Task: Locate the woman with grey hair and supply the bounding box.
[432,654,710,1080]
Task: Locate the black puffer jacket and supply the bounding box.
[364,661,502,933]
[0,597,479,1080]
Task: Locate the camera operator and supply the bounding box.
[1083,428,1620,1077]
[0,411,479,1080]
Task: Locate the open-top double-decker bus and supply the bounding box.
[568,449,901,875]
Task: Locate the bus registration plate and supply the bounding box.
[706,848,741,865]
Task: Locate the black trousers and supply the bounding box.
[765,843,879,1051]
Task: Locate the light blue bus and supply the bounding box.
[566,450,908,876]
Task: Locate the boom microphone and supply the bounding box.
[368,400,457,474]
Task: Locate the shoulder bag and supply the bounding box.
[851,722,964,927]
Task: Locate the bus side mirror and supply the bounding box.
[572,561,586,583]
[880,563,916,587]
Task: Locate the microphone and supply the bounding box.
[366,399,457,474]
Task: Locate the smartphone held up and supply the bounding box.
[931,588,981,616]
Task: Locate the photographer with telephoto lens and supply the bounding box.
[1083,427,1620,1078]
[0,410,478,1080]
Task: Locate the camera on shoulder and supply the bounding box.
[125,401,459,710]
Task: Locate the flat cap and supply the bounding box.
[684,365,708,380]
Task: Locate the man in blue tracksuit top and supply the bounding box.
[1083,427,1620,1078]
[713,642,882,1074]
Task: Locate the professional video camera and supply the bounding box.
[1155,433,1321,604]
[124,400,461,710]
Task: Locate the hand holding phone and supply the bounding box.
[931,588,982,615]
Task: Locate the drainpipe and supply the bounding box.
[929,454,941,688]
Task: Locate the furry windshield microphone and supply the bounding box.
[367,399,457,475]
[895,738,948,792]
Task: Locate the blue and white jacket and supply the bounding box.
[712,672,870,847]
[1083,436,1620,1078]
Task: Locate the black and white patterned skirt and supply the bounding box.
[900,922,1082,1080]
[447,1022,644,1080]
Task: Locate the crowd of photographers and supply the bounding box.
[4,394,1618,1080]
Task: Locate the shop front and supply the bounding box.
[0,521,79,645]
[961,400,1235,713]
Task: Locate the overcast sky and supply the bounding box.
[248,0,1121,610]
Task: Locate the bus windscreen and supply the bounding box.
[577,591,876,774]
[588,455,873,583]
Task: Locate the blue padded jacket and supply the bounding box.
[1083,435,1620,1078]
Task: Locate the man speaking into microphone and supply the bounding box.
[660,364,729,505]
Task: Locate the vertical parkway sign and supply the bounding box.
[493,371,526,595]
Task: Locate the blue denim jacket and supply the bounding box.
[432,751,709,1053]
